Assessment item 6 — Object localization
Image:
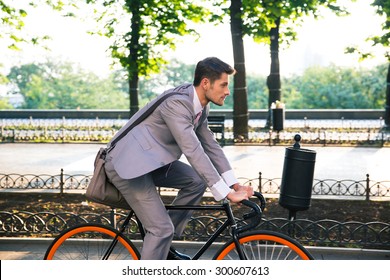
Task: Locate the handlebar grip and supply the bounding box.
[236,192,266,234]
[253,191,266,212]
[241,199,262,215]
[238,199,262,234]
[239,191,266,220]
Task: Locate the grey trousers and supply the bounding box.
[104,159,206,260]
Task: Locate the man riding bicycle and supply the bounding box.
[104,57,254,260]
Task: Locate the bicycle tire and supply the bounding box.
[213,230,313,260]
[44,223,140,260]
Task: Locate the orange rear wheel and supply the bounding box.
[44,223,140,260]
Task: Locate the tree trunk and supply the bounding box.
[266,17,282,128]
[128,0,141,117]
[230,0,248,139]
[385,63,390,128]
[128,74,139,117]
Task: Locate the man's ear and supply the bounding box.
[201,77,210,91]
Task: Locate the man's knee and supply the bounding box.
[153,221,175,240]
[193,176,207,193]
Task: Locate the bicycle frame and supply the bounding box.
[104,193,264,260]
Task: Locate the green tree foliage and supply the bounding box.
[371,0,390,58]
[0,99,13,109]
[82,0,212,115]
[149,60,387,110]
[135,58,196,106]
[1,0,30,50]
[1,0,213,114]
[345,1,389,126]
[371,0,390,126]
[0,1,53,50]
[3,60,387,110]
[7,61,128,109]
[246,75,268,109]
[237,0,347,127]
[284,64,387,109]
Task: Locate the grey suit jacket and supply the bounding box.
[107,83,233,191]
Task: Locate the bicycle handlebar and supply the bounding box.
[236,192,265,234]
[253,191,266,212]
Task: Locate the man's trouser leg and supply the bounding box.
[105,159,174,260]
[151,160,207,236]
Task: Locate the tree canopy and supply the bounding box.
[2,59,386,111]
[6,60,128,109]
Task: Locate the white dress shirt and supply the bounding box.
[193,87,238,200]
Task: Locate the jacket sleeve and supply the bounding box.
[158,98,232,200]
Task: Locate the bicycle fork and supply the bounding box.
[232,226,248,260]
[224,202,248,260]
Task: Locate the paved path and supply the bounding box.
[0,238,389,260]
[1,143,390,181]
[1,143,390,261]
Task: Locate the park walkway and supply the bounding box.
[1,142,390,182]
[1,238,389,260]
[1,124,390,260]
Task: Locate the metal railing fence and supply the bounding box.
[1,117,389,146]
[1,171,389,201]
[0,210,388,250]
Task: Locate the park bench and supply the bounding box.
[207,115,225,146]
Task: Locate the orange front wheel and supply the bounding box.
[214,230,313,260]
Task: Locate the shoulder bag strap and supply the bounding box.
[107,91,181,152]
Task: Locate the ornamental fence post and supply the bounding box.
[365,174,370,201]
[60,168,64,195]
[258,172,262,193]
[110,208,117,228]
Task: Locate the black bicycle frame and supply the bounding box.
[103,193,264,260]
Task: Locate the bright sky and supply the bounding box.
[1,0,387,78]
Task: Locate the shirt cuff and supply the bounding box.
[221,170,238,187]
[209,179,231,201]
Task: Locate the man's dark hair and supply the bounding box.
[193,57,236,86]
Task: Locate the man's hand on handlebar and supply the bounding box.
[232,183,254,197]
[226,183,254,203]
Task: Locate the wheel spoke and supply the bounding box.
[44,224,140,260]
[214,231,313,260]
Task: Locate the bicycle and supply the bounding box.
[44,192,313,260]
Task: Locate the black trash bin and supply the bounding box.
[279,135,316,218]
[272,108,284,131]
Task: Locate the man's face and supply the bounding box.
[205,73,231,106]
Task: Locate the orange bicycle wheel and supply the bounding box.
[214,230,313,260]
[44,223,140,260]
